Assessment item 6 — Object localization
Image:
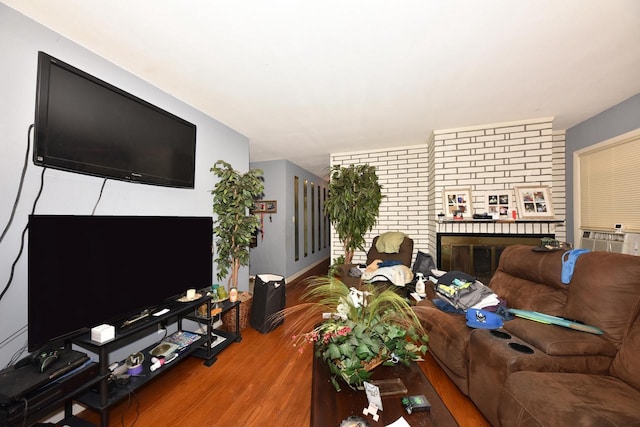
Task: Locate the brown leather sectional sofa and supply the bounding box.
[414,245,640,426]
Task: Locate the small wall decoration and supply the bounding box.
[484,191,512,219]
[442,188,473,218]
[252,200,277,214]
[514,186,554,219]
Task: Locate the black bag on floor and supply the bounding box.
[250,274,286,333]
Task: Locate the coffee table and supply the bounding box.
[311,354,458,426]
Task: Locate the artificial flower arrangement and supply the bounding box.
[280,276,428,392]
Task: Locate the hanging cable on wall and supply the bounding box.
[0,124,33,246]
[0,125,46,303]
[0,166,46,303]
[91,178,108,215]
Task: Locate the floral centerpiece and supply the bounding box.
[281,276,428,391]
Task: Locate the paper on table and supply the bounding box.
[364,381,383,411]
[386,417,411,427]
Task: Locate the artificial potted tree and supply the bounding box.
[210,160,264,295]
[324,164,383,265]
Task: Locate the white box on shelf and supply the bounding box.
[91,324,115,343]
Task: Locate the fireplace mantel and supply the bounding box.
[438,219,564,224]
[437,219,564,236]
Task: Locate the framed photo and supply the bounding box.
[514,186,554,219]
[252,200,277,214]
[442,188,473,218]
[484,190,512,219]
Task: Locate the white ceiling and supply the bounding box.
[3,1,640,178]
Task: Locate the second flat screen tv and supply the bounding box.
[34,51,197,188]
[27,215,213,352]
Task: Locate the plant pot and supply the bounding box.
[222,291,253,331]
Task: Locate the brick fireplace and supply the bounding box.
[437,231,553,285]
[330,117,566,274]
[428,117,565,282]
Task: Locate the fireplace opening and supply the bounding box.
[437,233,553,285]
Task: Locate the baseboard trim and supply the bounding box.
[285,257,330,285]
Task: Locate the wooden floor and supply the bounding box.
[78,261,490,426]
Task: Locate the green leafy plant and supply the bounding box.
[210,160,264,290]
[328,255,345,277]
[324,164,383,264]
[281,277,428,391]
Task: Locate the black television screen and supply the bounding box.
[27,215,213,351]
[34,51,197,188]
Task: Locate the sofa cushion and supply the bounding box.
[563,251,640,348]
[374,231,406,253]
[491,270,568,315]
[610,312,640,390]
[489,246,568,314]
[503,318,617,357]
[494,245,567,290]
[498,371,640,427]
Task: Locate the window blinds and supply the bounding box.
[579,133,640,232]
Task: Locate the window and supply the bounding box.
[578,129,640,232]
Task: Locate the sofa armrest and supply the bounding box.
[504,319,617,357]
[413,300,474,394]
[468,328,615,425]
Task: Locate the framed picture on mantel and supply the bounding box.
[484,190,512,219]
[514,185,554,219]
[442,187,473,218]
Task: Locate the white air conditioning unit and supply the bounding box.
[580,230,640,256]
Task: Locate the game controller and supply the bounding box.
[35,349,59,373]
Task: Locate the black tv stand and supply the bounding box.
[0,349,100,427]
[71,288,242,426]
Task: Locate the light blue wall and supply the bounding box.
[250,160,329,281]
[565,93,640,242]
[248,160,287,276]
[0,4,250,366]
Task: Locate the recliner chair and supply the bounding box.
[366,233,414,267]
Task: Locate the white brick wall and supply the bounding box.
[330,145,429,265]
[330,118,567,266]
[432,117,565,242]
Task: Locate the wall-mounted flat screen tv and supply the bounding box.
[27,215,213,352]
[34,51,197,188]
